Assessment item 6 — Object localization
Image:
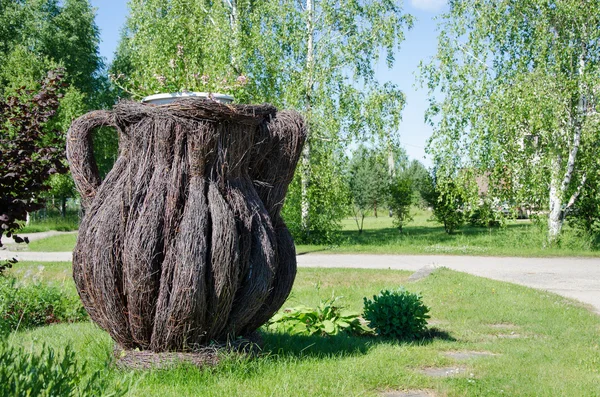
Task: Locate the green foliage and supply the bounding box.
[363,288,429,340]
[348,146,390,232]
[433,185,466,235]
[0,0,117,219]
[421,0,600,243]
[0,341,128,397]
[267,294,373,337]
[402,160,430,206]
[468,200,506,228]
[419,176,466,234]
[568,168,600,241]
[388,175,414,232]
[282,148,349,244]
[115,0,413,244]
[0,0,106,107]
[0,275,87,333]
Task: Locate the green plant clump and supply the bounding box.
[0,275,87,333]
[363,288,430,340]
[0,341,127,397]
[267,295,373,337]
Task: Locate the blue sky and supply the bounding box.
[89,0,446,166]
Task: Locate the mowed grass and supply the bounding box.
[19,208,600,257]
[26,233,78,252]
[8,262,600,396]
[297,209,600,257]
[18,211,80,233]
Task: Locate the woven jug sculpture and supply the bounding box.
[67,99,306,352]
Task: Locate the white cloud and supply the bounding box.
[410,0,446,12]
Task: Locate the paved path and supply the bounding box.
[296,254,600,314]
[2,248,599,313]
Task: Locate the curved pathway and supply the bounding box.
[296,254,600,314]
[2,248,599,314]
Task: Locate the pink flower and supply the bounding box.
[200,75,209,84]
[236,75,248,86]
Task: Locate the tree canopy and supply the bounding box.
[421,0,600,243]
[113,0,413,243]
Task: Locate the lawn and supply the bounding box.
[7,261,600,396]
[297,209,600,257]
[18,210,80,234]
[18,208,600,257]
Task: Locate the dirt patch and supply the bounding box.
[113,333,262,369]
[443,351,498,360]
[408,265,437,282]
[419,366,466,378]
[382,390,436,397]
[488,323,519,330]
[497,332,522,339]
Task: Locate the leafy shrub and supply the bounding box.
[0,341,128,397]
[267,295,373,337]
[0,275,87,332]
[468,201,505,228]
[0,69,69,248]
[363,288,430,340]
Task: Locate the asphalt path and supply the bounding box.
[2,248,599,314]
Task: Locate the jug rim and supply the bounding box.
[142,92,234,105]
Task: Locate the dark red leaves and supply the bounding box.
[0,68,69,251]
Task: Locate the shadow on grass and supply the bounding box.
[261,326,456,359]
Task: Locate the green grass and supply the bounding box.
[7,262,600,396]
[18,211,80,233]
[26,233,78,252]
[297,209,600,257]
[17,208,600,257]
[10,261,74,285]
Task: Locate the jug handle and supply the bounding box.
[66,110,118,209]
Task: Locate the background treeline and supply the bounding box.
[2,0,598,248]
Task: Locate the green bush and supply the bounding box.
[267,294,373,337]
[388,175,414,232]
[0,341,127,397]
[363,288,430,340]
[0,275,87,332]
[468,201,505,228]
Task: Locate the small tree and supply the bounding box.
[46,174,77,218]
[0,69,68,248]
[388,174,413,232]
[348,147,389,233]
[420,175,465,235]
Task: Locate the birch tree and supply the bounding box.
[421,0,600,243]
[114,0,413,242]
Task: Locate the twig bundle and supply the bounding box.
[67,99,305,352]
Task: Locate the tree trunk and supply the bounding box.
[301,140,310,233]
[61,197,67,218]
[388,144,395,217]
[548,164,563,243]
[547,49,586,244]
[301,0,315,236]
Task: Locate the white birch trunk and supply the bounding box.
[547,46,586,244]
[548,156,563,242]
[301,0,315,233]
